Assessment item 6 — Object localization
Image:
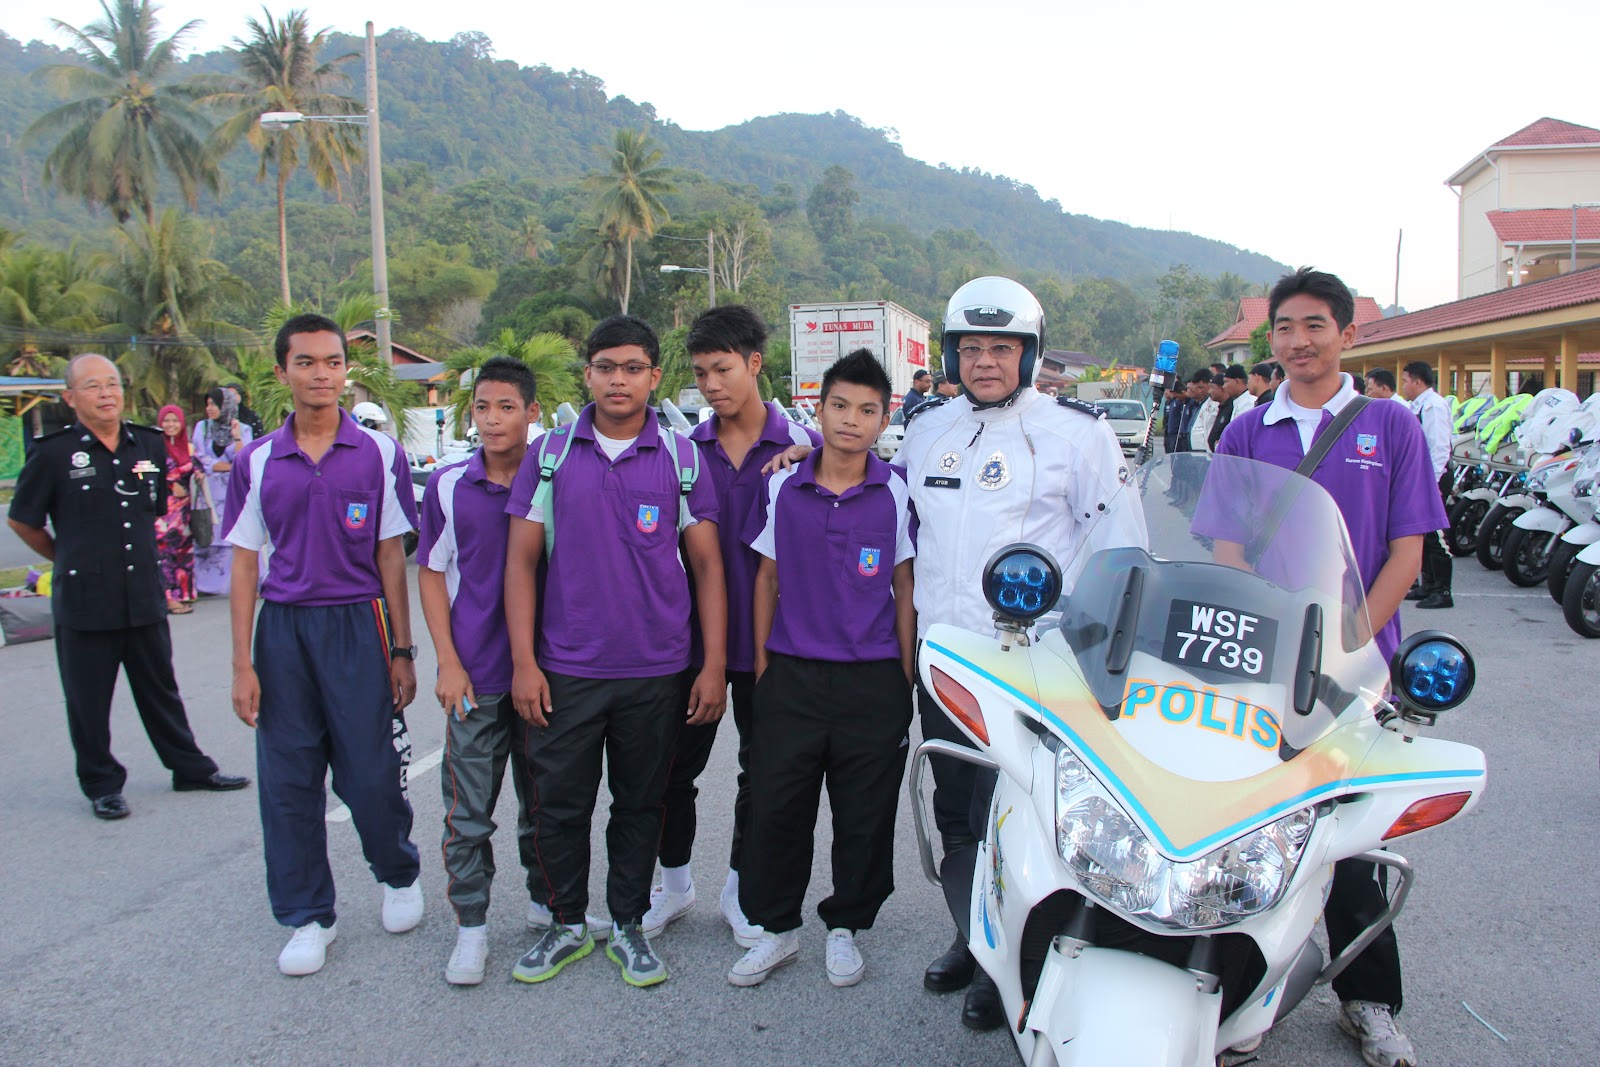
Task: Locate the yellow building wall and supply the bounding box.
[1458,148,1600,299]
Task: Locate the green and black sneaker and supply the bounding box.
[512,922,593,984]
[606,922,668,987]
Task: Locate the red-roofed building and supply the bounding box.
[1446,117,1600,298]
[1205,295,1383,364]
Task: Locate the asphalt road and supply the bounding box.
[0,520,49,572]
[0,561,1592,1066]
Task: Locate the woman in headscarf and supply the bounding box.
[191,386,252,596]
[155,404,197,613]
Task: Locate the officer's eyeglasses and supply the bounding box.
[957,343,1020,360]
[587,361,655,378]
[71,379,124,394]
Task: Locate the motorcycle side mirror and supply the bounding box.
[1571,427,1585,446]
[1388,630,1475,722]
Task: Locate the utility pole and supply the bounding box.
[1394,229,1402,311]
[707,229,716,309]
[366,22,391,366]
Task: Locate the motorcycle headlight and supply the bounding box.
[1054,748,1316,930]
[1527,465,1553,491]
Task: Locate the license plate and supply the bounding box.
[1161,599,1277,679]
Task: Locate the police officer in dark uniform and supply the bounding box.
[6,354,248,820]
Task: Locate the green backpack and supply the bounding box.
[530,422,700,557]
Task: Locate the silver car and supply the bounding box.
[1096,398,1150,456]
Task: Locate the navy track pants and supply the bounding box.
[255,599,420,928]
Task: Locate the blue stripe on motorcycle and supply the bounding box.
[925,640,1484,860]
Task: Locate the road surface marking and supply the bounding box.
[326,745,444,822]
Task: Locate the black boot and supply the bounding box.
[924,931,976,992]
[962,969,1006,1031]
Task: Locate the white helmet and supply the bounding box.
[940,277,1046,391]
[352,401,388,429]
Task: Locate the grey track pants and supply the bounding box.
[440,693,536,927]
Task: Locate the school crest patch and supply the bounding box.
[637,504,661,533]
[345,502,369,529]
[1355,433,1378,457]
[858,547,881,577]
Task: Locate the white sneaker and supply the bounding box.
[825,928,865,987]
[727,929,799,987]
[277,921,337,976]
[382,880,424,933]
[719,884,763,949]
[642,884,695,938]
[1338,1000,1417,1067]
[526,900,610,940]
[1226,1033,1264,1055]
[445,926,488,985]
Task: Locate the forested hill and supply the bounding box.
[0,27,1284,284]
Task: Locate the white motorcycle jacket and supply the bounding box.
[899,388,1146,640]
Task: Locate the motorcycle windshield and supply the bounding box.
[1043,453,1389,765]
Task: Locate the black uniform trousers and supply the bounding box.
[524,670,686,926]
[1325,857,1404,1012]
[54,621,216,800]
[658,669,756,871]
[1420,471,1453,596]
[741,653,913,935]
[917,674,981,845]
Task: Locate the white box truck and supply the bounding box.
[789,300,931,408]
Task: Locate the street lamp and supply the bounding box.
[657,229,716,308]
[259,21,391,365]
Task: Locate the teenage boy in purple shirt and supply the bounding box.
[224,313,424,978]
[1217,268,1446,1067]
[503,315,728,989]
[644,305,820,947]
[417,356,602,985]
[728,349,916,990]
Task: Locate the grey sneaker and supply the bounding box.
[511,923,593,984]
[606,921,668,987]
[1338,1000,1416,1067]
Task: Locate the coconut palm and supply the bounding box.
[24,0,219,225]
[583,129,673,314]
[111,209,247,412]
[258,293,421,422]
[0,242,117,377]
[199,8,362,305]
[516,216,553,262]
[441,328,580,433]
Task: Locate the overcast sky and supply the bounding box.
[7,0,1598,313]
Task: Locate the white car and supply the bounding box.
[1095,397,1150,456]
[874,407,908,460]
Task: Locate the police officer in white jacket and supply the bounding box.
[900,277,1145,1028]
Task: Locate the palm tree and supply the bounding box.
[0,242,117,377]
[583,129,673,314]
[441,329,580,433]
[111,209,247,411]
[516,216,553,262]
[1213,271,1253,305]
[200,8,362,305]
[24,0,219,225]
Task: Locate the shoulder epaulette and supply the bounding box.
[905,394,951,423]
[31,425,73,443]
[1056,396,1107,420]
[128,422,164,435]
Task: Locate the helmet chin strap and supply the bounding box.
[968,385,1029,411]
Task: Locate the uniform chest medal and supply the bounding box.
[132,459,160,478]
[977,451,1011,491]
[937,450,962,474]
[70,451,91,469]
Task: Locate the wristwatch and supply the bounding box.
[390,645,416,661]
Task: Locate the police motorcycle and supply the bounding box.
[1447,395,1521,556]
[1548,442,1600,604]
[912,453,1484,1066]
[1503,433,1595,587]
[1482,390,1587,575]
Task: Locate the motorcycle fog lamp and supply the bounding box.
[1393,636,1475,712]
[983,544,1063,624]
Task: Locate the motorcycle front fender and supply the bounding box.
[1512,507,1573,534]
[1459,487,1500,503]
[1562,522,1600,546]
[1578,540,1600,566]
[1025,945,1219,1067]
[1497,493,1536,511]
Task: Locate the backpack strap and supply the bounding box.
[532,426,576,558]
[661,426,701,531]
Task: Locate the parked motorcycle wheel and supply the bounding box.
[1447,498,1490,556]
[1561,561,1600,638]
[1548,540,1583,603]
[1474,504,1520,571]
[1502,526,1554,587]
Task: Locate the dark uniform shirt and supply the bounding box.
[7,420,170,630]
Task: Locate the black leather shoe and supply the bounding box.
[1404,586,1429,601]
[1416,592,1454,609]
[174,772,251,792]
[924,934,977,992]
[92,794,130,820]
[961,970,1006,1031]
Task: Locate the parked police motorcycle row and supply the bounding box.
[913,453,1484,1066]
